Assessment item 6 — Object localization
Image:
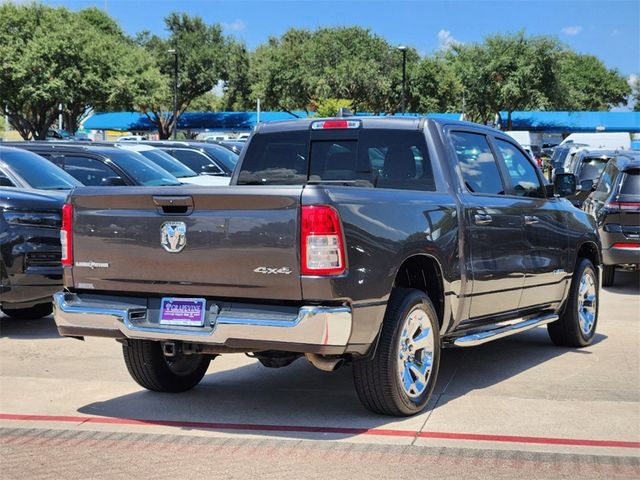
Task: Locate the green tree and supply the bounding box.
[556,52,631,111]
[632,76,640,112]
[451,32,562,128]
[0,4,147,139]
[221,42,252,111]
[136,13,229,138]
[189,91,224,112]
[250,27,406,114]
[448,43,498,124]
[313,98,353,117]
[408,55,461,113]
[250,29,314,114]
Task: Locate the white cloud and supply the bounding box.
[629,74,639,87]
[561,25,582,36]
[222,20,246,32]
[437,29,462,50]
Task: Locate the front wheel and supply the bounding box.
[353,288,441,416]
[122,340,211,392]
[548,258,599,347]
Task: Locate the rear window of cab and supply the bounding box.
[237,130,436,191]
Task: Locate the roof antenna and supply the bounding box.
[337,107,353,118]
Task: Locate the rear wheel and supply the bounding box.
[548,258,598,347]
[1,303,52,320]
[353,288,440,416]
[122,340,211,392]
[602,265,615,287]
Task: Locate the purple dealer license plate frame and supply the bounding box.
[159,298,207,327]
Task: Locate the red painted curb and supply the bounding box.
[0,413,638,449]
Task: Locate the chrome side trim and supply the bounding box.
[53,292,352,349]
[452,313,559,347]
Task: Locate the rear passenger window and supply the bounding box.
[450,132,504,195]
[169,149,222,174]
[63,156,119,186]
[494,139,544,198]
[620,169,640,195]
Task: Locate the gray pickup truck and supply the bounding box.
[53,117,601,416]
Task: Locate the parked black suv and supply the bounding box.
[0,147,80,319]
[583,151,640,286]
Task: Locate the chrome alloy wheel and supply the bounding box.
[577,270,597,335]
[397,307,435,398]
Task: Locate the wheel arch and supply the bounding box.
[392,254,446,329]
[576,240,601,270]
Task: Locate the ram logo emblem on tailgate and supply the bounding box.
[160,222,187,253]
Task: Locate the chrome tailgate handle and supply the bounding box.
[474,214,493,225]
[524,215,539,225]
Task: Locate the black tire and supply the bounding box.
[548,258,599,347]
[122,340,211,392]
[1,303,52,320]
[352,288,441,416]
[602,265,615,287]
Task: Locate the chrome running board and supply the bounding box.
[451,313,559,347]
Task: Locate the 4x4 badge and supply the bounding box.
[160,222,187,253]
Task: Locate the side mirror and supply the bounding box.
[0,176,14,187]
[102,176,126,186]
[577,179,594,192]
[554,173,577,197]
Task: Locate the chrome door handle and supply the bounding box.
[474,214,493,225]
[524,215,539,225]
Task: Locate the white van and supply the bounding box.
[560,132,630,150]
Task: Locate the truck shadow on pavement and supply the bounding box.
[0,314,61,340]
[76,327,607,440]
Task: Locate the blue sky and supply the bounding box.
[39,0,639,77]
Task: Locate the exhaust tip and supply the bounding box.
[305,353,344,372]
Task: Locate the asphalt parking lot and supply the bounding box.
[1,271,639,479]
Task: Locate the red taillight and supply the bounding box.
[61,203,73,266]
[605,202,640,212]
[301,205,345,276]
[612,242,640,249]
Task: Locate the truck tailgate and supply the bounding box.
[68,186,303,300]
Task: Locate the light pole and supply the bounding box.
[167,49,179,139]
[398,45,407,114]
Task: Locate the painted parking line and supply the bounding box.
[1,413,639,449]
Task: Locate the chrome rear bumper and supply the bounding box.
[53,292,352,353]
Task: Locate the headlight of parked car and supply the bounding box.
[2,210,61,228]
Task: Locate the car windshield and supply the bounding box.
[107,149,181,186]
[578,157,610,181]
[135,149,198,178]
[200,144,239,172]
[0,148,82,190]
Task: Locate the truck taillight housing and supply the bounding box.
[60,203,73,267]
[301,205,345,276]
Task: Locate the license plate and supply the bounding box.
[160,298,206,327]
